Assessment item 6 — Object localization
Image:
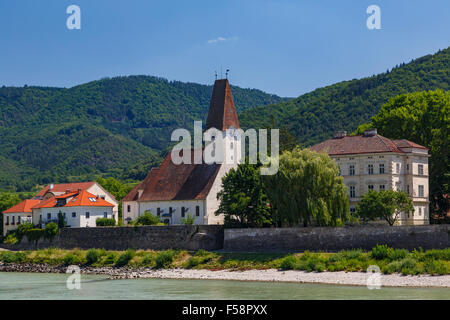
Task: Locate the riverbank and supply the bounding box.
[1,262,449,288]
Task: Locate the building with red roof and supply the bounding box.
[31,189,115,228]
[310,129,430,225]
[2,199,41,236]
[122,79,241,225]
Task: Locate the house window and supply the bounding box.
[379,185,385,191]
[368,185,374,191]
[157,208,161,216]
[17,216,21,225]
[196,206,200,217]
[47,213,51,220]
[86,212,90,219]
[6,216,9,225]
[418,164,424,175]
[181,207,186,218]
[368,164,374,175]
[396,163,400,173]
[338,166,341,176]
[349,165,355,176]
[169,207,173,214]
[127,205,131,213]
[350,207,356,214]
[72,212,76,218]
[63,212,66,218]
[379,164,385,174]
[349,186,356,198]
[12,216,15,225]
[406,164,410,172]
[419,207,422,216]
[104,212,107,218]
[418,185,424,197]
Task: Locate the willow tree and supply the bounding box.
[262,148,351,227]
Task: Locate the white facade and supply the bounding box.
[32,206,113,228]
[334,149,430,225]
[2,213,32,236]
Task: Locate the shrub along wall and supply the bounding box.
[224,225,450,252]
[0,225,224,251]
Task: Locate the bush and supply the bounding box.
[16,223,34,241]
[135,211,160,226]
[328,249,364,263]
[96,218,116,226]
[186,256,201,269]
[44,223,59,241]
[155,251,174,269]
[423,249,450,261]
[181,214,195,225]
[63,253,76,265]
[279,256,298,270]
[116,250,135,267]
[86,249,99,265]
[371,245,389,260]
[387,249,409,261]
[384,257,419,275]
[424,260,447,275]
[4,234,18,244]
[104,253,118,265]
[26,229,45,245]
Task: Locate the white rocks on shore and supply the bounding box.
[1,262,449,288]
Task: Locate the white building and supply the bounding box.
[32,189,115,228]
[33,182,119,223]
[122,79,241,225]
[310,129,430,225]
[2,199,40,236]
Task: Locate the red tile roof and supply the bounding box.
[35,182,96,197]
[122,150,221,202]
[310,134,427,156]
[205,79,240,131]
[392,139,429,150]
[2,199,42,214]
[33,190,114,209]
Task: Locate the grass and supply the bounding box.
[0,246,449,275]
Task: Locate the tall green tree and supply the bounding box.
[262,148,351,227]
[356,190,414,226]
[216,163,272,227]
[355,90,450,219]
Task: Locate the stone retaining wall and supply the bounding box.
[1,225,224,251]
[224,225,450,252]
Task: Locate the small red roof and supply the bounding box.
[310,134,427,156]
[2,199,42,214]
[35,182,96,197]
[33,190,114,209]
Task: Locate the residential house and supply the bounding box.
[32,189,115,228]
[2,199,41,236]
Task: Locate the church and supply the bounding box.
[122,79,241,225]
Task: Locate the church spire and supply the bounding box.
[205,79,240,131]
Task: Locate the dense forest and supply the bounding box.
[239,47,450,147]
[0,77,287,191]
[0,47,448,193]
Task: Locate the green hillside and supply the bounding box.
[239,47,450,146]
[0,76,286,191]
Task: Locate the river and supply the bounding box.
[0,272,448,299]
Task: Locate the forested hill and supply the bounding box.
[239,47,450,147]
[0,76,287,191]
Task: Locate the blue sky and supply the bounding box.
[0,0,448,97]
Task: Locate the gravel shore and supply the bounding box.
[1,262,449,288]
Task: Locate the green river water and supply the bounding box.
[0,272,448,300]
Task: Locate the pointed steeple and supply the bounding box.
[205,79,240,131]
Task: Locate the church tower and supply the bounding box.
[204,79,242,166]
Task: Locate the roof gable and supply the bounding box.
[2,199,42,214]
[35,182,96,197]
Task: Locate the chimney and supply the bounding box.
[333,131,347,139]
[363,128,377,137]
